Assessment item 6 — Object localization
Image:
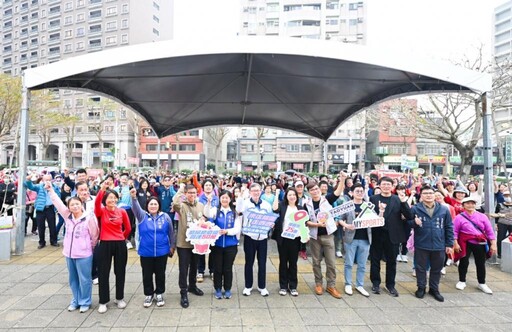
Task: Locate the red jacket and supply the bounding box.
[95,190,131,241]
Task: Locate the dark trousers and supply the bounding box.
[197,252,214,275]
[36,206,57,246]
[140,255,168,296]
[126,209,136,241]
[370,230,399,289]
[414,248,445,291]
[56,214,66,237]
[177,247,198,295]
[212,245,238,291]
[91,244,99,279]
[277,238,301,289]
[458,242,487,284]
[497,223,512,257]
[97,240,128,304]
[243,236,268,289]
[24,212,37,234]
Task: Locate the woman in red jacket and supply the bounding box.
[95,179,131,314]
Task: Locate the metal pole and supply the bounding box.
[156,138,161,173]
[15,74,30,255]
[482,93,496,263]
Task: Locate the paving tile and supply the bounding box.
[178,308,211,327]
[13,309,62,328]
[269,307,303,326]
[0,309,31,328]
[240,308,272,326]
[113,306,152,327]
[353,307,393,325]
[210,308,242,326]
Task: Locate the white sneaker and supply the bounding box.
[344,285,353,295]
[92,278,99,285]
[402,255,408,263]
[336,251,343,258]
[114,299,127,309]
[196,273,204,283]
[396,254,403,262]
[279,289,287,296]
[67,304,78,312]
[126,241,133,250]
[446,258,453,266]
[258,288,269,297]
[455,281,466,290]
[242,288,252,296]
[440,267,446,275]
[355,286,370,297]
[98,304,107,314]
[478,284,493,294]
[412,268,416,277]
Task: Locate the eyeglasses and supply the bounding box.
[422,192,435,195]
[186,191,197,195]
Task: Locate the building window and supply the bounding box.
[106,6,117,16]
[172,144,196,152]
[76,27,85,36]
[286,144,300,152]
[75,127,82,133]
[153,15,159,23]
[121,34,128,43]
[327,145,337,152]
[64,43,72,52]
[89,9,101,19]
[120,110,126,118]
[106,35,117,45]
[76,0,85,8]
[76,98,84,106]
[153,28,159,36]
[121,19,128,28]
[142,128,156,137]
[76,13,84,22]
[122,4,128,13]
[104,125,114,133]
[189,129,199,136]
[64,29,72,38]
[301,144,311,152]
[120,124,127,132]
[153,1,159,10]
[76,41,84,50]
[88,125,100,132]
[106,20,117,30]
[65,2,73,11]
[64,16,72,25]
[264,144,273,152]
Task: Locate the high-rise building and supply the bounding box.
[232,0,367,173]
[0,0,173,168]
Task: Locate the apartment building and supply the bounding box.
[0,0,173,168]
[234,0,367,173]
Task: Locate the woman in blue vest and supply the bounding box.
[130,189,175,308]
[204,190,241,299]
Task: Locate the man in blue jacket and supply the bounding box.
[409,185,454,302]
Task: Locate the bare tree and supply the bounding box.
[307,137,322,172]
[86,98,117,167]
[61,105,80,168]
[0,74,21,143]
[205,127,231,171]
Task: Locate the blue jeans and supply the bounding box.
[66,255,93,307]
[344,239,370,287]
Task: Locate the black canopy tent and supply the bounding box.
[14,37,492,254]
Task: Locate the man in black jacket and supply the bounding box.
[0,175,16,216]
[369,176,413,297]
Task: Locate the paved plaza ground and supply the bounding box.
[1,234,512,331]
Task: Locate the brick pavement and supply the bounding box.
[1,233,512,331]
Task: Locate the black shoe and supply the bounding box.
[188,286,204,296]
[386,287,399,297]
[50,243,60,247]
[37,244,46,249]
[415,288,425,299]
[428,289,444,302]
[371,286,380,294]
[180,294,189,308]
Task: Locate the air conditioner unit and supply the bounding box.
[280,145,286,149]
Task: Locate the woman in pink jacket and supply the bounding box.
[46,181,99,313]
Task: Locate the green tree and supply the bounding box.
[0,74,22,142]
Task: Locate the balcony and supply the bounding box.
[88,27,102,37]
[88,12,102,23]
[3,0,13,7]
[20,18,29,27]
[48,23,61,32]
[20,43,28,51]
[20,32,29,40]
[89,0,102,8]
[48,8,61,19]
[285,25,320,37]
[284,8,321,22]
[48,37,60,45]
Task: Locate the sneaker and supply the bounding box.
[336,251,343,258]
[441,267,446,275]
[279,289,287,296]
[224,290,232,299]
[32,231,38,236]
[402,255,408,263]
[92,278,99,285]
[371,285,380,294]
[355,286,370,297]
[67,304,78,312]
[197,273,204,283]
[98,304,107,314]
[344,285,353,295]
[79,306,89,313]
[412,268,416,277]
[258,288,269,297]
[299,250,308,260]
[214,289,223,299]
[143,295,154,308]
[242,287,252,296]
[455,281,466,290]
[396,254,403,262]
[155,294,165,306]
[114,299,127,309]
[126,241,133,250]
[478,284,493,294]
[290,289,299,297]
[446,258,453,266]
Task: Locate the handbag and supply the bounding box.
[461,213,492,259]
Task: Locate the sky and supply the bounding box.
[173,0,509,64]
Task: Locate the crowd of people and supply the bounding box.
[0,166,511,312]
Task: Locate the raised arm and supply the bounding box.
[272,189,281,213]
[130,190,146,224]
[333,171,347,197]
[47,183,70,219]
